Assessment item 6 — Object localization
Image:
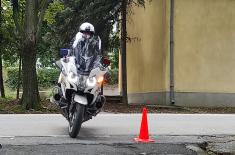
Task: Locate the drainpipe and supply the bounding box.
[170,0,175,104]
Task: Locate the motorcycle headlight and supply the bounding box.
[86,77,96,87]
[68,72,78,83]
[97,76,104,84]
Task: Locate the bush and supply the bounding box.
[37,68,60,88]
[106,68,118,85]
[108,48,119,69]
[6,67,118,89]
[6,67,60,89]
[5,67,22,89]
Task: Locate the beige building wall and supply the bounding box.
[123,0,169,104]
[174,0,235,107]
[174,0,235,93]
[123,0,235,107]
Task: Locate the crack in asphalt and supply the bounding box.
[208,140,235,144]
[200,136,235,154]
[197,141,208,150]
[186,144,208,155]
[206,149,222,155]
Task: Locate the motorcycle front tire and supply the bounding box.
[68,103,85,138]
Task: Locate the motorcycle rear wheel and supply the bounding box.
[68,103,85,138]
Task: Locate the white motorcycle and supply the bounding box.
[50,49,110,138]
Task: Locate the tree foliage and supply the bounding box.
[0,0,19,66]
[52,0,121,51]
[0,0,146,107]
[40,0,145,65]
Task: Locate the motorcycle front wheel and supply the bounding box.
[68,103,85,138]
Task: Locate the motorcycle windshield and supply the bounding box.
[75,38,100,74]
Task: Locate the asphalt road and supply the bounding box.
[0,114,235,154]
[0,143,199,155]
[0,114,235,137]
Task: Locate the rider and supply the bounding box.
[71,22,102,74]
[53,23,105,107]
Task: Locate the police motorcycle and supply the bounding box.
[50,48,110,138]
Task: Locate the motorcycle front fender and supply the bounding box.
[74,94,88,105]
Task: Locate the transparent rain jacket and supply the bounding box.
[73,35,101,74]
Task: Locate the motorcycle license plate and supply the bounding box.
[74,95,88,105]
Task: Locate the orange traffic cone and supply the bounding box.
[134,107,155,143]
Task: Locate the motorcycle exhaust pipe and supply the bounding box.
[52,86,62,101]
[54,94,61,101]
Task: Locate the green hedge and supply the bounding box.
[107,68,118,85]
[6,67,60,89]
[37,68,60,88]
[5,67,21,89]
[6,67,118,89]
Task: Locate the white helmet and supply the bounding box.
[79,22,95,34]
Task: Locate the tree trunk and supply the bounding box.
[16,55,21,99]
[0,52,5,98]
[121,0,128,104]
[21,45,40,109]
[0,1,5,98]
[21,0,40,109]
[0,0,1,24]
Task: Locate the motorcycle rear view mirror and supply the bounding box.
[60,48,70,57]
[102,57,110,67]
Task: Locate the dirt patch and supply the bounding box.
[102,102,191,113]
[0,99,58,114]
[103,102,235,114]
